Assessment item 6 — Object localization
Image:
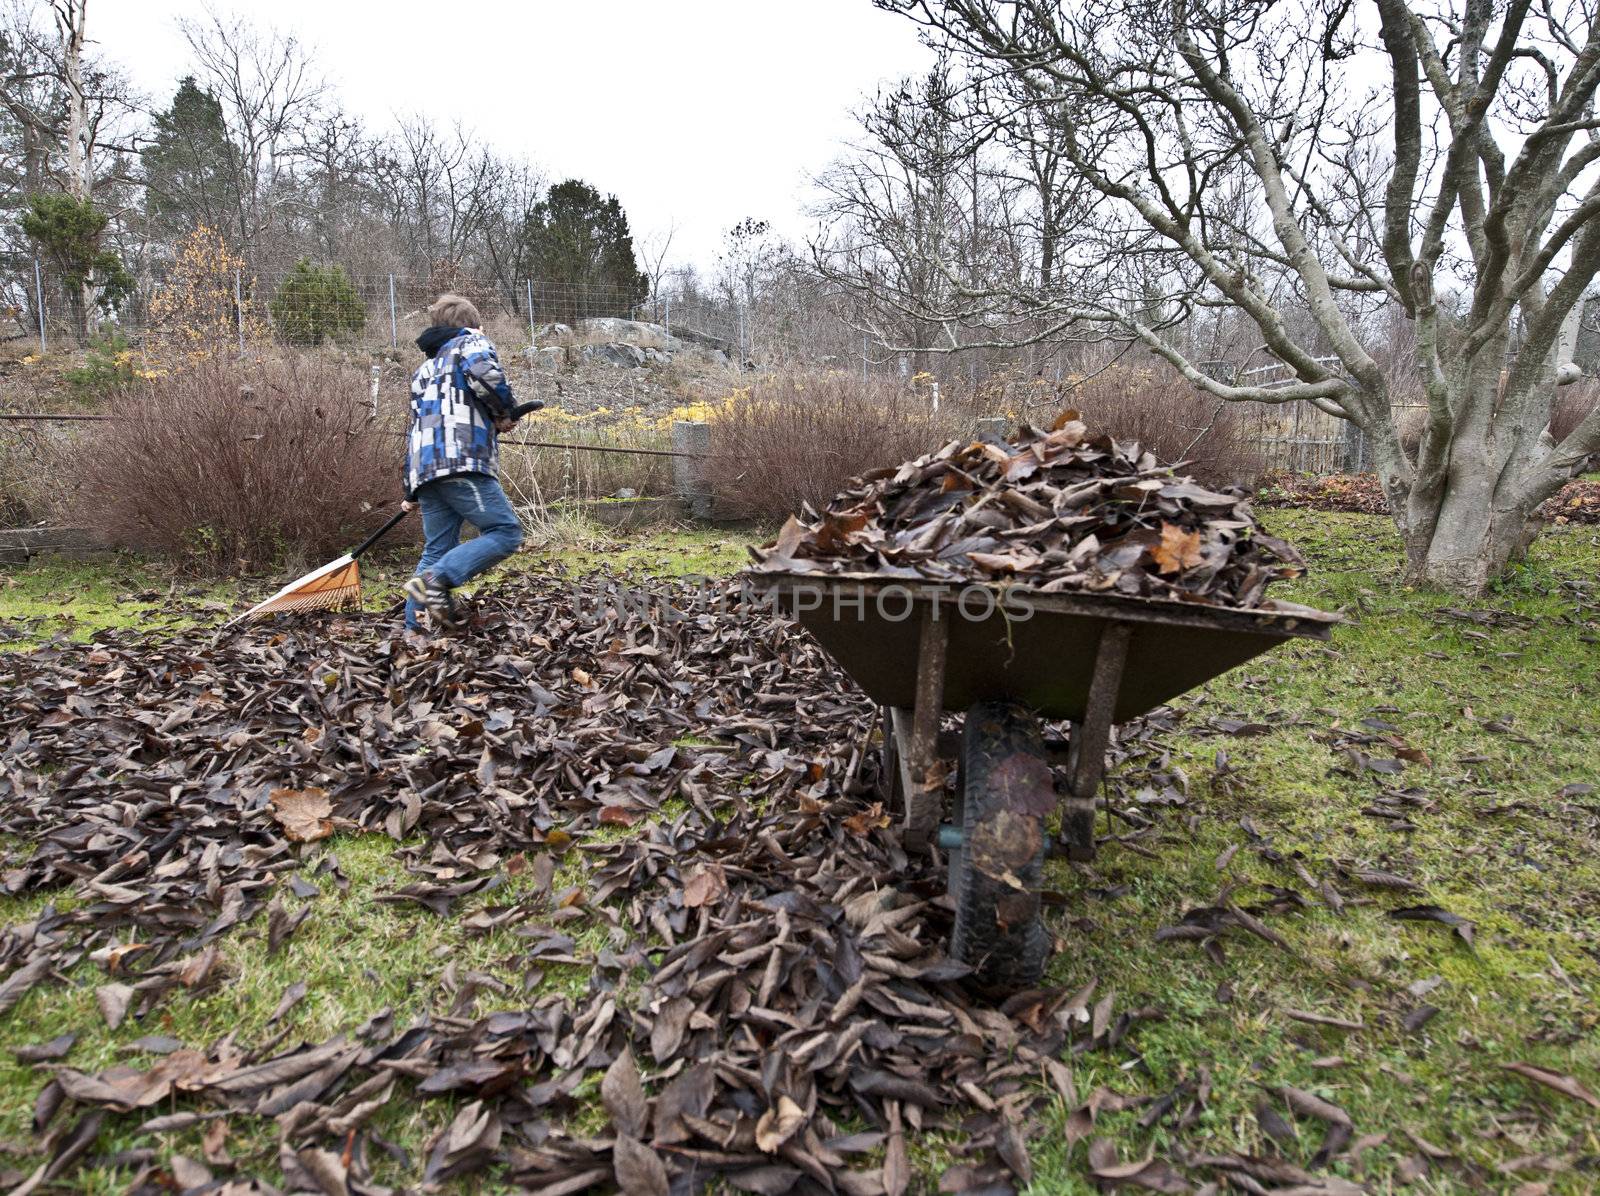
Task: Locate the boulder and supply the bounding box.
[526,346,565,370]
[642,347,673,365]
[534,322,573,341]
[577,318,679,349]
[664,323,734,355]
[580,342,647,368]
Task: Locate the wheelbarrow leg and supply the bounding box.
[895,601,949,852]
[1062,621,1131,861]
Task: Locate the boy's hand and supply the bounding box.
[401,500,416,513]
[494,417,515,433]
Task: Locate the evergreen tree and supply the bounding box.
[20,192,134,332]
[521,179,647,324]
[270,259,365,344]
[141,77,237,245]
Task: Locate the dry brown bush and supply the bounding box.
[1064,365,1266,485]
[0,424,66,525]
[71,351,407,574]
[700,372,966,522]
[497,419,672,506]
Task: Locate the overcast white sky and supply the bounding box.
[91,0,936,269]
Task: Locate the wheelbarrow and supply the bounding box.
[750,573,1337,989]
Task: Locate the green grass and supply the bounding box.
[2,517,1598,1192]
[1024,512,1600,1193]
[0,556,238,648]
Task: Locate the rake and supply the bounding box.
[230,508,410,624]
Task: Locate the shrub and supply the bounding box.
[271,260,366,345]
[0,423,64,525]
[698,372,965,522]
[70,352,405,574]
[1063,365,1266,485]
[147,226,268,361]
[63,325,144,400]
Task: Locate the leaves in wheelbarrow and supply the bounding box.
[747,419,1311,610]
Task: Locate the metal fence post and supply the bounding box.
[671,420,713,521]
[862,334,868,386]
[526,279,535,347]
[388,274,397,348]
[234,268,245,356]
[32,257,45,354]
[664,295,671,338]
[369,363,380,419]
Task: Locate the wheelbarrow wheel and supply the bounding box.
[949,700,1052,990]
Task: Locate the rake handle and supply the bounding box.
[351,507,411,560]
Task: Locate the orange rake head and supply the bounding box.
[232,554,364,623]
[229,507,411,626]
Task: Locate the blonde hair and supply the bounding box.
[428,292,482,329]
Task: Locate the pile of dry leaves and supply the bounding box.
[2,568,1562,1193]
[1259,471,1600,525]
[748,419,1305,608]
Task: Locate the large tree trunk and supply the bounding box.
[1403,483,1537,593]
[55,0,97,340]
[1393,372,1558,593]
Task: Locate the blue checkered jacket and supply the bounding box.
[404,327,517,497]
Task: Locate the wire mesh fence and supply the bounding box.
[1,257,1401,479]
[0,256,845,370]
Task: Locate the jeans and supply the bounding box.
[405,473,524,629]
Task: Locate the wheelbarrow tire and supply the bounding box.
[949,700,1051,991]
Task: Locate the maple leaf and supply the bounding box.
[1151,523,1205,574]
[268,787,333,843]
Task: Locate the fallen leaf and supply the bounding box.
[755,1095,806,1153]
[1503,1062,1600,1109]
[268,787,334,843]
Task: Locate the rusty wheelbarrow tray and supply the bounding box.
[749,572,1337,989]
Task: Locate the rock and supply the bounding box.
[702,349,731,368]
[576,318,679,349]
[614,488,638,500]
[666,324,735,354]
[534,322,573,341]
[642,347,673,365]
[526,346,565,371]
[580,342,647,368]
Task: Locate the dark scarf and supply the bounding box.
[415,325,465,357]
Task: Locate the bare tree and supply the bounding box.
[177,7,326,263]
[638,220,678,307]
[812,66,976,373]
[882,0,1600,592]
